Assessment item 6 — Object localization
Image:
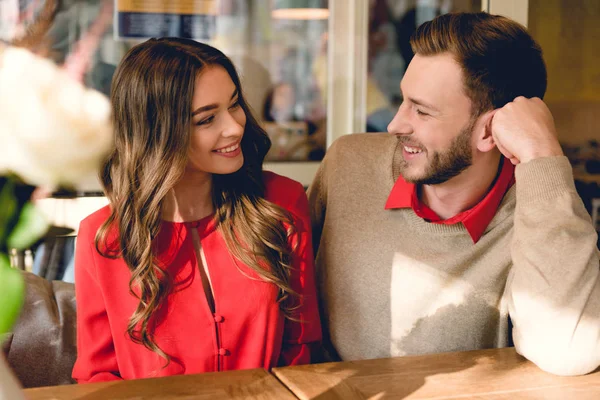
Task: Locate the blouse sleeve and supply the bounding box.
[71,219,123,383]
[278,184,323,366]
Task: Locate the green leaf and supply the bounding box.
[7,203,49,250]
[0,179,17,249]
[0,254,24,337]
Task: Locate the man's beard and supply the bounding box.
[398,121,475,185]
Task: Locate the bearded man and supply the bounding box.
[308,12,600,376]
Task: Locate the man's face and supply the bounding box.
[387,53,477,185]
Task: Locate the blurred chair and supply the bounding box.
[29,196,107,282]
[3,272,76,388]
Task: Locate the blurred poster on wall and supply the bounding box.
[114,0,217,40]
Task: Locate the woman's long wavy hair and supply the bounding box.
[96,37,297,364]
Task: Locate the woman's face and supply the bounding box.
[187,65,246,176]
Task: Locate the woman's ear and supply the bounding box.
[475,109,497,153]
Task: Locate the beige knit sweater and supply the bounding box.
[308,133,600,376]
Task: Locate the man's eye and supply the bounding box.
[416,109,429,116]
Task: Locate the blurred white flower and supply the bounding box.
[0,45,112,189]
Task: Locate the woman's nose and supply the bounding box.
[222,111,244,138]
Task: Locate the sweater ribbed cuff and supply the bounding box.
[515,156,576,205]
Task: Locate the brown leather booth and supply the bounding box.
[2,271,77,388]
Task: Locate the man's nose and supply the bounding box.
[387,103,412,136]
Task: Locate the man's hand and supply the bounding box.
[490,97,564,165]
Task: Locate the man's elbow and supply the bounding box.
[518,343,600,376]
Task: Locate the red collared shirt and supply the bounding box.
[385,158,515,243]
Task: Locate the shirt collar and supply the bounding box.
[385,158,515,243]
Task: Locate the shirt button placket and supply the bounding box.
[214,313,227,370]
[218,348,229,356]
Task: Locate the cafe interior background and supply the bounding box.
[0,0,600,282]
[3,0,599,282]
[0,0,599,388]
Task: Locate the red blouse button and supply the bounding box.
[218,348,229,356]
[214,314,224,323]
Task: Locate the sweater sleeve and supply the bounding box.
[278,185,322,366]
[507,155,600,376]
[72,220,123,383]
[306,140,347,363]
[306,141,332,256]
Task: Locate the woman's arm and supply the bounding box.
[71,219,122,383]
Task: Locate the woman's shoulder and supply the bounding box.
[78,205,112,238]
[262,171,305,203]
[262,171,309,223]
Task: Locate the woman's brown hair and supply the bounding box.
[411,12,547,117]
[96,37,297,364]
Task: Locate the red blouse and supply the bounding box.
[72,172,321,383]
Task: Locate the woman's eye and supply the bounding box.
[196,116,214,126]
[229,100,240,109]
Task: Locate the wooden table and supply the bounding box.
[23,368,295,400]
[273,347,600,399]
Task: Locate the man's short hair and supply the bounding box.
[411,12,547,116]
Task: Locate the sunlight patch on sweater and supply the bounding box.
[390,252,474,357]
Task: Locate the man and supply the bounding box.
[308,12,600,376]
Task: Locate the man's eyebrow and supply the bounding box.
[407,97,439,112]
[399,82,439,112]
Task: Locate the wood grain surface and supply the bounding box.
[24,368,296,400]
[273,347,600,399]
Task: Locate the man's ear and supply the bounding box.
[475,109,497,153]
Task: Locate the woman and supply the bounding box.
[72,38,321,383]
